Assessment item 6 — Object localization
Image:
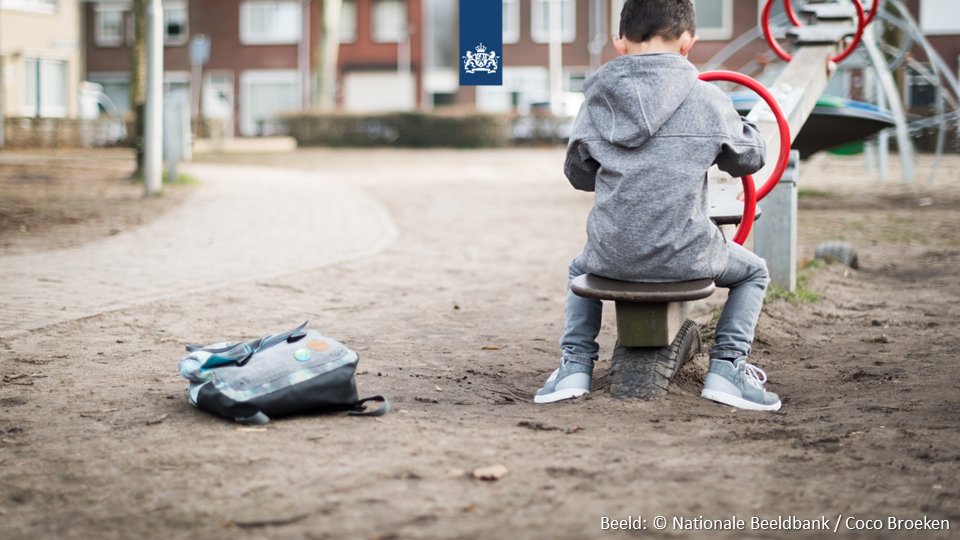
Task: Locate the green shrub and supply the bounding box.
[281,112,513,148]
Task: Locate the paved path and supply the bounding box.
[0,163,397,338]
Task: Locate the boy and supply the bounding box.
[535,0,781,411]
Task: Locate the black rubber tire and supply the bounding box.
[609,319,702,400]
[814,241,859,269]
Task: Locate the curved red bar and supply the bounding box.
[785,0,877,28]
[698,70,791,201]
[784,0,802,27]
[734,175,757,245]
[761,0,867,64]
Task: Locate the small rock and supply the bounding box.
[472,464,509,481]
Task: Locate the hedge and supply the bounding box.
[281,112,514,148]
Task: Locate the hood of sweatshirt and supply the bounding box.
[582,53,699,148]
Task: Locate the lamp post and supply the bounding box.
[548,0,564,116]
[144,0,164,196]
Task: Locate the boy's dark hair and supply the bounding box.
[619,0,697,43]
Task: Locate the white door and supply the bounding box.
[203,73,235,138]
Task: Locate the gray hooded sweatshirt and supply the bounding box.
[566,53,767,283]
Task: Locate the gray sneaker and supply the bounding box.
[700,358,781,411]
[534,359,592,404]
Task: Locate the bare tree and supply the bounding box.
[131,0,147,176]
[315,0,342,110]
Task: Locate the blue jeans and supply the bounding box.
[560,243,770,365]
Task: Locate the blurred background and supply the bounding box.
[0,0,957,154]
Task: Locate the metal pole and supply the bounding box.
[548,0,563,116]
[861,23,912,183]
[754,151,799,291]
[144,0,164,196]
[0,53,5,149]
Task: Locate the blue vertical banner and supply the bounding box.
[459,0,503,86]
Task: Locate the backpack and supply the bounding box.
[178,321,389,424]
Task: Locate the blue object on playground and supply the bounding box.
[730,92,896,158]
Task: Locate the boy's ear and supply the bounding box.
[679,32,698,57]
[613,36,627,56]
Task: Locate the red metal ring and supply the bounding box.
[699,70,792,201]
[761,0,867,64]
[784,0,803,27]
[733,175,757,245]
[832,0,866,63]
[785,0,876,27]
[865,0,878,26]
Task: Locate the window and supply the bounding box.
[613,0,731,40]
[906,69,937,108]
[0,0,56,15]
[126,11,135,45]
[693,0,732,40]
[920,0,960,35]
[95,79,131,114]
[164,1,188,45]
[372,0,407,43]
[240,70,299,135]
[531,0,576,44]
[476,66,549,113]
[503,0,520,44]
[240,1,302,45]
[24,58,67,118]
[95,6,125,47]
[340,0,357,43]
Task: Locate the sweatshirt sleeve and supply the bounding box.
[564,140,599,192]
[714,111,767,179]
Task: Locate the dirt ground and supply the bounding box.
[1,148,958,539]
[0,150,191,255]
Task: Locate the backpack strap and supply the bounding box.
[347,396,391,417]
[194,321,310,370]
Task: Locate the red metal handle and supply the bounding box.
[865,0,879,26]
[786,0,878,28]
[784,0,803,27]
[734,175,757,245]
[762,0,866,63]
[699,70,791,201]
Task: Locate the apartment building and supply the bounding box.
[77,0,958,130]
[318,0,425,111]
[0,0,84,119]
[83,0,311,136]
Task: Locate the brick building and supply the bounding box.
[83,0,312,136]
[77,0,959,134]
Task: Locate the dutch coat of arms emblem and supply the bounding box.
[463,43,499,74]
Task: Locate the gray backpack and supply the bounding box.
[178,322,389,424]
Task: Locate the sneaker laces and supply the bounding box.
[741,361,768,388]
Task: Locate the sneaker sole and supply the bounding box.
[700,389,782,411]
[534,388,589,404]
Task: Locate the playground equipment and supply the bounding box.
[572,0,882,399]
[706,0,960,184]
[730,93,895,158]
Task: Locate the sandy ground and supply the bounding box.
[0,150,191,255]
[1,148,958,539]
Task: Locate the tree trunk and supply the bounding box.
[315,0,342,110]
[131,0,148,176]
